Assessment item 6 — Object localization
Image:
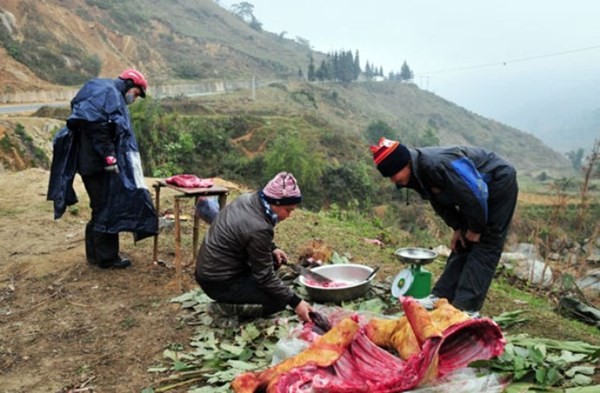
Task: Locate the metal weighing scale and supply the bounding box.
[392,247,438,299]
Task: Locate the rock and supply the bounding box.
[548,252,560,261]
[432,245,451,258]
[512,258,553,287]
[509,243,540,259]
[586,254,600,265]
[576,268,600,298]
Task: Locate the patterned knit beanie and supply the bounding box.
[262,172,302,206]
[370,137,411,177]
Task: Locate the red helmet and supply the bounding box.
[119,68,147,97]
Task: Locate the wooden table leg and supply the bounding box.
[174,196,182,291]
[152,184,161,264]
[192,197,200,263]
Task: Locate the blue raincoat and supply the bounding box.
[47,78,157,241]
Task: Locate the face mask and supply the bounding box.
[125,92,136,105]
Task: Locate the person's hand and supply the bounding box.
[272,248,288,270]
[450,229,466,252]
[294,300,312,322]
[465,230,481,243]
[104,156,119,174]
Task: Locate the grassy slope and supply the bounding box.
[271,206,600,346]
[172,81,573,177]
[3,0,573,175]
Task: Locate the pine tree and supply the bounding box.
[400,61,414,82]
[307,55,316,81]
[354,50,361,80]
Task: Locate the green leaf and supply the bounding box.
[513,355,525,371]
[557,350,587,364]
[163,349,179,361]
[238,348,254,361]
[545,366,561,386]
[227,359,259,371]
[220,343,246,356]
[503,382,535,393]
[241,323,261,341]
[565,385,600,392]
[141,388,155,393]
[265,325,277,336]
[529,344,547,364]
[587,348,600,361]
[173,359,191,371]
[570,373,593,386]
[535,367,548,384]
[565,366,596,377]
[330,251,351,264]
[513,368,531,380]
[170,292,195,303]
[356,298,387,313]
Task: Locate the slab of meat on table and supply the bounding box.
[232,297,505,392]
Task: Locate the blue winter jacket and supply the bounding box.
[406,146,516,234]
[47,78,157,240]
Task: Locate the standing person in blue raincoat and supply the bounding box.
[48,69,158,269]
[370,137,518,315]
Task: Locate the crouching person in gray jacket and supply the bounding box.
[195,172,312,323]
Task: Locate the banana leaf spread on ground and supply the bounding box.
[232,297,506,392]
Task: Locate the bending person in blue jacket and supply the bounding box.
[370,137,518,314]
[48,69,158,269]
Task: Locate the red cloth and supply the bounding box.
[165,174,214,188]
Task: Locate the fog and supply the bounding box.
[218,0,600,152]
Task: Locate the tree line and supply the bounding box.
[306,50,414,83]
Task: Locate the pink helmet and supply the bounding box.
[119,68,147,97]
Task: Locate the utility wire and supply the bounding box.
[420,44,600,75]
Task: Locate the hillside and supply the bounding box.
[1,0,575,176]
[0,0,315,93]
[0,0,573,175]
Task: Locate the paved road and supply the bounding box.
[0,101,69,114]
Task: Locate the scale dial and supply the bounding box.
[391,268,414,297]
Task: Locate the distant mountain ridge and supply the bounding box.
[0,0,571,174]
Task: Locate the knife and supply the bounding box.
[286,262,333,284]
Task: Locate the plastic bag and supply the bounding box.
[195,197,219,224]
[270,337,311,365]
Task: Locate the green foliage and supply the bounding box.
[173,60,213,79]
[14,123,49,168]
[418,126,440,147]
[474,335,599,388]
[566,148,585,171]
[85,0,148,34]
[290,89,317,109]
[312,50,361,83]
[365,120,399,144]
[263,132,325,206]
[321,161,378,209]
[536,171,549,181]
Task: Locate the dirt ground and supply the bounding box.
[1,168,599,392]
[0,168,218,392]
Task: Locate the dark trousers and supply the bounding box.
[196,273,288,317]
[82,172,119,264]
[432,176,518,311]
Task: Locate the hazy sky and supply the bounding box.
[218,0,600,147]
